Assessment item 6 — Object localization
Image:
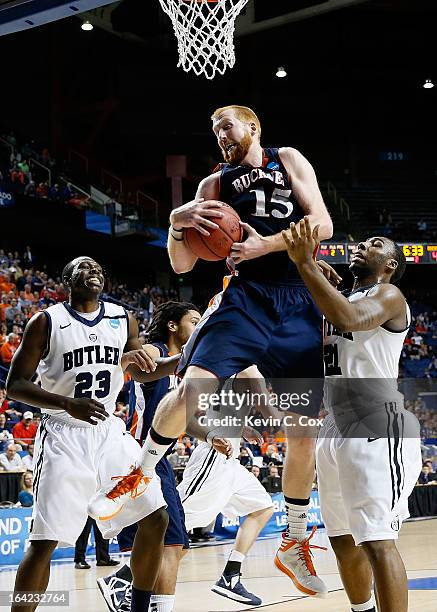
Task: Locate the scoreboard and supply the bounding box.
[400,243,437,264]
[318,243,347,263]
[318,243,437,265]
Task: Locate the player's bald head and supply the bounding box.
[62,256,98,288]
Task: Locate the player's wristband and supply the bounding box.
[170,226,184,241]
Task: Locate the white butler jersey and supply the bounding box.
[324,284,410,379]
[37,301,128,421]
[318,284,421,546]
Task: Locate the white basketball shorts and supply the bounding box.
[316,411,422,545]
[178,442,273,531]
[31,414,165,546]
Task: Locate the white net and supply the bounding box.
[158,0,249,80]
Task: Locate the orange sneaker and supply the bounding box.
[88,466,153,522]
[274,526,328,597]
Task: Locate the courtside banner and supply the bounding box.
[213,491,323,540]
[0,508,119,566]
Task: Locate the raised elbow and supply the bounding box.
[171,261,195,274]
[170,253,196,274]
[5,377,18,399]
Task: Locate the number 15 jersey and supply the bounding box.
[37,301,128,422]
[219,147,305,283]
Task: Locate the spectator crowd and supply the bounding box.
[0,129,92,210]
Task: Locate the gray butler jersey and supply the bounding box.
[37,301,128,422]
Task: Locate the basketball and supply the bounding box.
[184,202,243,261]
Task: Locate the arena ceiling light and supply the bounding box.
[81,20,93,31]
[423,79,434,89]
[276,66,287,78]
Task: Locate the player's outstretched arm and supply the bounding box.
[282,218,406,332]
[168,173,221,273]
[122,314,180,382]
[6,313,109,424]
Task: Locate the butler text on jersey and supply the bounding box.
[63,346,120,371]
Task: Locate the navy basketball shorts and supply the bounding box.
[117,457,189,551]
[177,276,323,417]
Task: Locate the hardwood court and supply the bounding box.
[0,520,436,611]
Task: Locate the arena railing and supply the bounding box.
[327,180,351,221]
[29,158,51,187]
[0,136,13,156]
[136,191,159,227]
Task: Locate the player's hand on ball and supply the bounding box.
[170,199,225,237]
[65,398,109,424]
[316,260,342,287]
[242,425,263,445]
[122,349,157,373]
[230,222,268,263]
[212,437,233,459]
[282,217,320,265]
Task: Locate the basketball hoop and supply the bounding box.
[158,0,249,80]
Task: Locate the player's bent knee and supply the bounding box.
[329,534,357,560]
[138,507,169,539]
[185,365,219,380]
[361,539,395,561]
[28,540,58,554]
[182,367,220,403]
[153,507,170,533]
[261,506,274,520]
[249,506,274,522]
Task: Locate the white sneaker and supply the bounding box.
[274,526,328,597]
[88,466,152,522]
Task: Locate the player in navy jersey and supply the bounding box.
[92,105,333,597]
[98,301,235,612]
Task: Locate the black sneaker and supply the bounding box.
[97,564,132,612]
[211,573,262,606]
[118,584,132,612]
[97,558,120,567]
[74,561,91,570]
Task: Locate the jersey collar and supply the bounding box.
[62,301,105,327]
[347,282,380,297]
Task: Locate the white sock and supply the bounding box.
[140,430,174,472]
[149,594,175,612]
[351,594,376,611]
[284,501,309,542]
[229,550,245,563]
